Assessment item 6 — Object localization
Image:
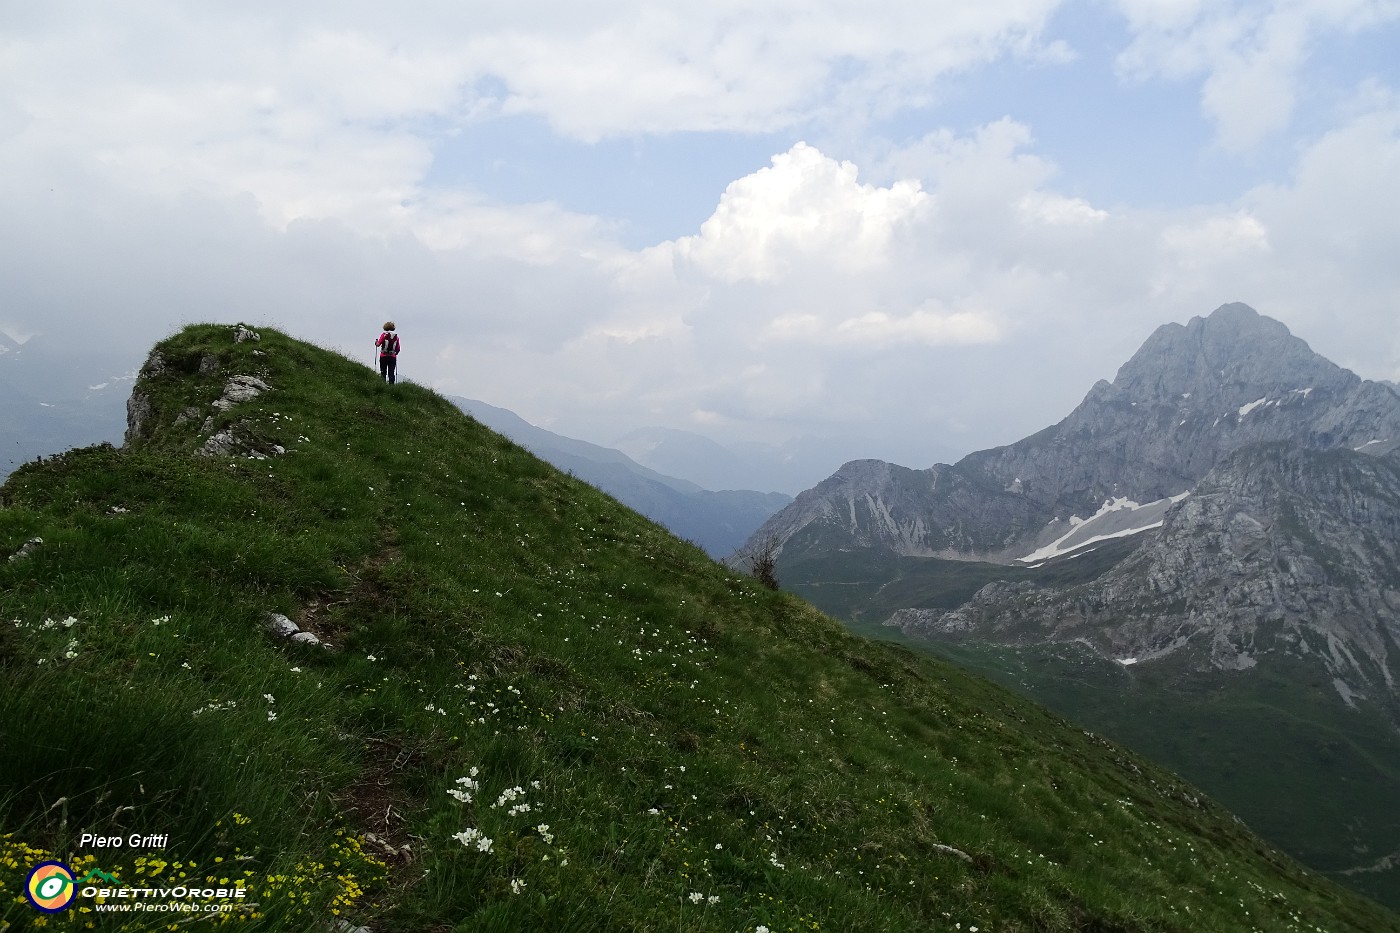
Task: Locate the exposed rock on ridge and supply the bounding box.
[123,325,281,460]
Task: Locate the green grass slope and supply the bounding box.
[924,641,1400,913]
[1,324,1396,932]
[778,534,1138,625]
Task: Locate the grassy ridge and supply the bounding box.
[1,323,1396,931]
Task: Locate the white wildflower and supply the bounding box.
[494,786,526,808]
[193,700,237,717]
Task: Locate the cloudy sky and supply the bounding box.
[3,1,1399,491]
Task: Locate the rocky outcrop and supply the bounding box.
[212,375,270,411]
[124,389,154,446]
[7,537,43,563]
[122,325,279,460]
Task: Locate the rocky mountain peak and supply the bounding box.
[1105,302,1356,409]
[748,302,1400,568]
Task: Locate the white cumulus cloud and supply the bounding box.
[669,142,929,282]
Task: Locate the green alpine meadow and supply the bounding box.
[3,323,1397,933]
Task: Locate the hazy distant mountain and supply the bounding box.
[0,334,131,478]
[611,426,750,492]
[451,398,790,557]
[612,425,869,495]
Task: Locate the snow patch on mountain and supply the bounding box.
[1017,493,1189,565]
[1239,397,1270,418]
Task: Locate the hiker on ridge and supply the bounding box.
[375,322,401,384]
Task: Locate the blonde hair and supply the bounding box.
[383,321,396,331]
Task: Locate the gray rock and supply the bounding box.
[197,430,242,458]
[264,613,300,637]
[265,612,329,648]
[8,537,43,563]
[326,919,371,933]
[173,406,202,427]
[140,349,168,378]
[930,843,973,863]
[233,324,261,343]
[124,391,153,446]
[212,375,270,412]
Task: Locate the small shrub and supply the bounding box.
[738,533,782,590]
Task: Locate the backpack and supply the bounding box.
[380,333,399,356]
